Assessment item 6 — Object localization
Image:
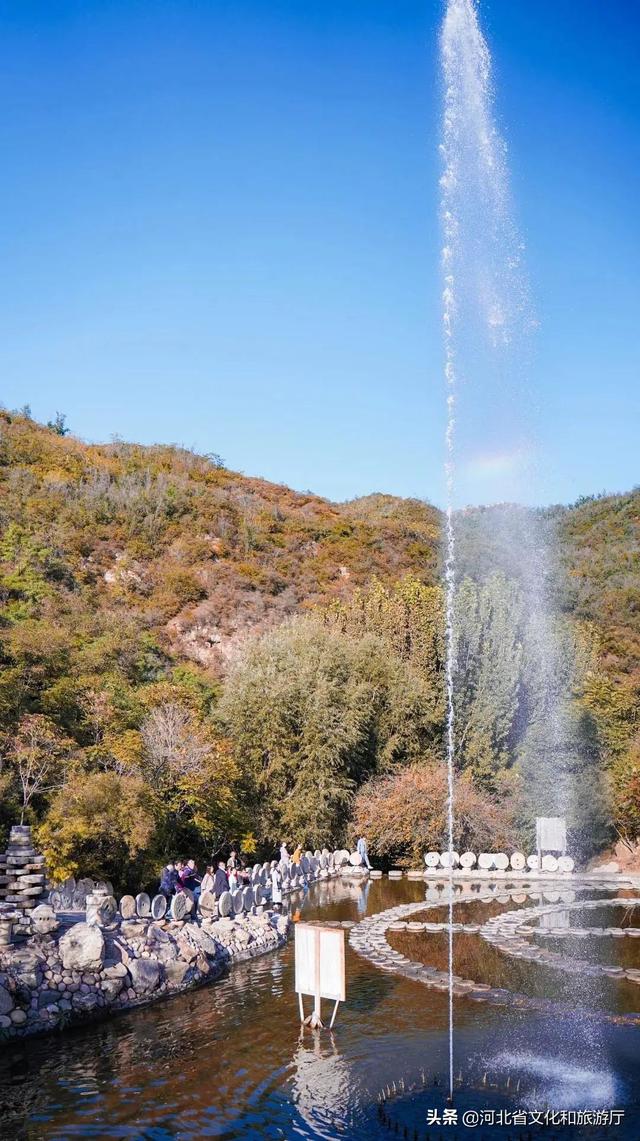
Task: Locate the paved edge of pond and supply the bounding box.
[348,883,640,1029]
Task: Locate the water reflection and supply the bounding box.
[0,877,637,1139]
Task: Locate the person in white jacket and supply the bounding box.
[271,865,283,910]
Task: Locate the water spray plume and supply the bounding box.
[439,0,519,1099]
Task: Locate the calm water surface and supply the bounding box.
[0,878,638,1140]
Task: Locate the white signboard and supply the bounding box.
[295,923,346,1003]
[536,816,567,854]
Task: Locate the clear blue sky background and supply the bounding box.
[0,0,638,506]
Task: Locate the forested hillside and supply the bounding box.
[0,411,637,887]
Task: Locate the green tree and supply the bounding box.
[4,713,71,823]
[451,573,523,787]
[516,705,612,859]
[38,770,156,890]
[220,615,437,849]
[46,412,69,437]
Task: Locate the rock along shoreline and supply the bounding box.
[0,906,290,1043]
[0,831,368,1044]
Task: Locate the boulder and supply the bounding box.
[176,934,198,963]
[119,895,137,919]
[38,989,62,1009]
[150,894,167,920]
[135,892,151,918]
[214,917,235,938]
[195,952,210,975]
[129,958,161,994]
[8,949,44,989]
[170,893,189,921]
[86,892,117,927]
[102,962,128,979]
[198,891,217,919]
[146,924,179,964]
[218,891,233,918]
[31,904,60,936]
[59,924,105,972]
[164,960,194,987]
[183,925,218,957]
[121,919,148,940]
[72,991,99,1013]
[101,976,125,1001]
[0,985,14,1015]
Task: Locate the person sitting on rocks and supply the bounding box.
[160,861,179,898]
[213,860,230,898]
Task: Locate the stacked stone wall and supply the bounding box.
[0,826,49,944]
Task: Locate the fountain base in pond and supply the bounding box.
[375,1077,625,1140]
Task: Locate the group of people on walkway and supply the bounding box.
[278,837,371,870]
[158,836,372,914]
[159,850,250,907]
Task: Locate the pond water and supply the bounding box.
[0,877,638,1139]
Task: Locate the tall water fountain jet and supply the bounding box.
[439,0,610,1099]
[439,0,520,1098]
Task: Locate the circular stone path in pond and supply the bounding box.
[348,891,640,1028]
[480,898,640,984]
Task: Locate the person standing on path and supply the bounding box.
[160,861,179,899]
[200,865,215,895]
[357,836,371,869]
[271,864,283,911]
[213,860,230,898]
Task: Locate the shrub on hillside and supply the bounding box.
[351,761,517,867]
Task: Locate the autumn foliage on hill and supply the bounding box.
[0,410,637,883]
[0,412,440,885]
[352,762,516,868]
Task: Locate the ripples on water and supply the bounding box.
[0,878,638,1139]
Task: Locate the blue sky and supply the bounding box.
[0,0,638,506]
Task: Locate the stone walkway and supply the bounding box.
[348,881,640,1028]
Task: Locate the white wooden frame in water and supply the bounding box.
[294,922,346,1030]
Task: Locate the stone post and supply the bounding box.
[1,825,49,937]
